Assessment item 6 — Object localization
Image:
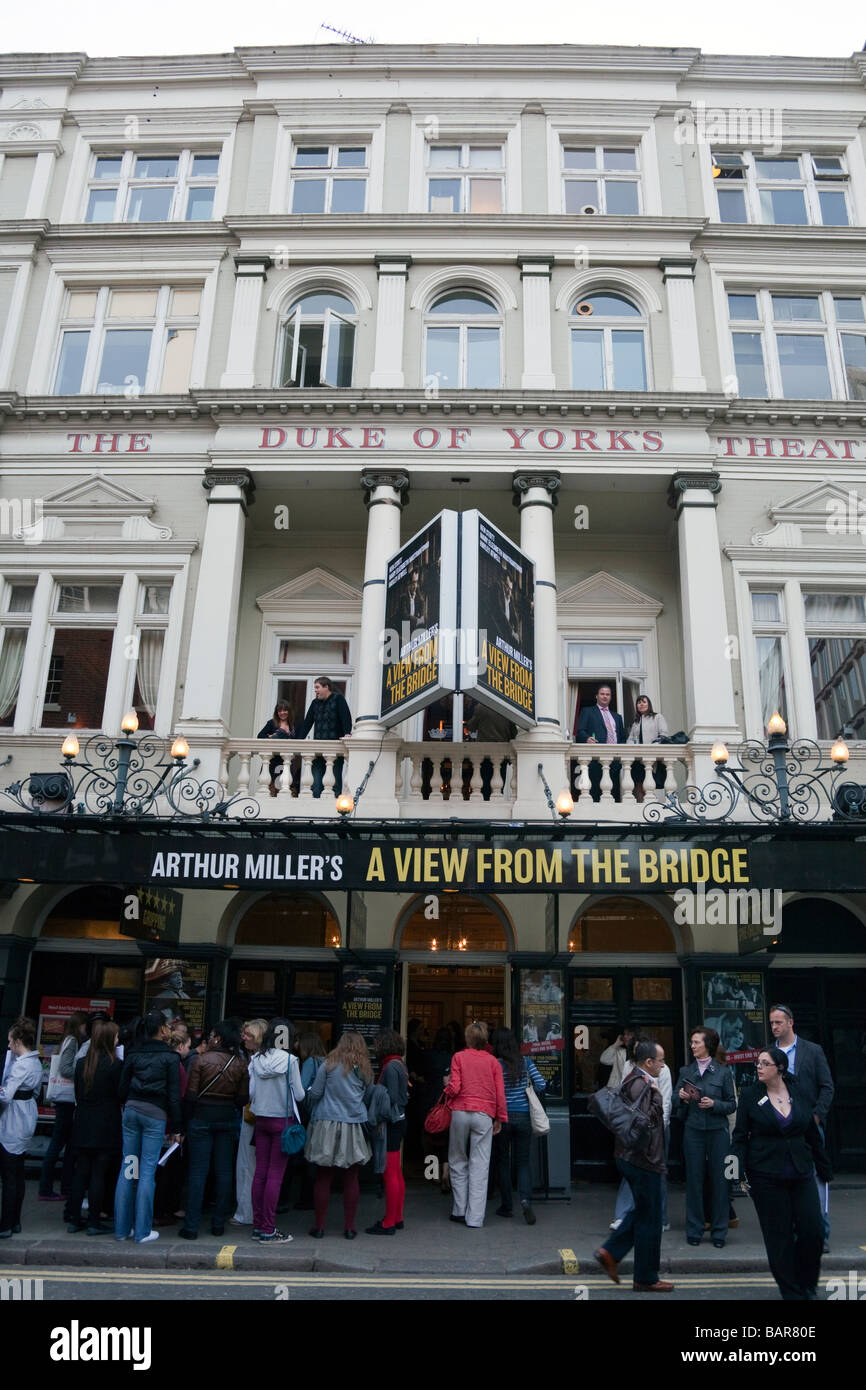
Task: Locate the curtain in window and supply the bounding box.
[0,630,26,719]
[755,636,784,724]
[803,593,866,625]
[567,680,580,740]
[750,592,780,623]
[136,631,164,717]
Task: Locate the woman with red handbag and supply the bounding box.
[444,1021,508,1229]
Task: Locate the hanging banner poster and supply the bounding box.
[379,512,459,725]
[340,965,388,1052]
[460,511,535,729]
[519,968,564,1097]
[119,885,182,944]
[701,970,765,1064]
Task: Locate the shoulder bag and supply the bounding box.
[424,1091,452,1134]
[46,1037,76,1105]
[524,1061,550,1136]
[280,1058,306,1156]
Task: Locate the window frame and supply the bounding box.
[726,288,865,401]
[50,284,202,397]
[82,148,221,224]
[711,149,852,227]
[568,292,650,391]
[289,142,370,215]
[423,289,503,390]
[425,142,506,215]
[268,636,355,729]
[277,291,358,389]
[561,144,642,216]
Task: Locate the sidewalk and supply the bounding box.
[3,1177,865,1276]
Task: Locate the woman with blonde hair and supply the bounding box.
[232,1018,268,1228]
[305,1030,373,1240]
[444,1021,507,1229]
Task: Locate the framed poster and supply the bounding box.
[460,511,535,728]
[701,970,765,1063]
[519,968,564,1098]
[143,958,209,1033]
[380,512,459,725]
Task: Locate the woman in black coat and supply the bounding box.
[672,1025,737,1247]
[66,1019,123,1235]
[732,1045,830,1301]
[257,700,297,797]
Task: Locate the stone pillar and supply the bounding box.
[220,256,271,389]
[369,257,411,388]
[659,258,707,393]
[669,473,739,745]
[518,257,555,389]
[25,151,56,218]
[177,470,255,765]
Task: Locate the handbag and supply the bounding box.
[524,1062,550,1136]
[424,1091,452,1134]
[46,1038,75,1104]
[280,1060,306,1156]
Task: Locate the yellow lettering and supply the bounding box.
[711,848,731,884]
[732,848,749,883]
[614,849,630,883]
[494,848,512,883]
[365,847,385,882]
[639,848,658,883]
[423,847,440,882]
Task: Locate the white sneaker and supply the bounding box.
[135,1231,160,1243]
[609,1218,623,1231]
[662,1223,670,1232]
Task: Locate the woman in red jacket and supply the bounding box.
[444,1021,507,1229]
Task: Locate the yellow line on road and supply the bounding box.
[20,1268,781,1290]
[216,1245,237,1270]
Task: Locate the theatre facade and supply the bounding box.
[0,41,865,1177]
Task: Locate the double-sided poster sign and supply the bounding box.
[379,512,458,723]
[460,511,535,729]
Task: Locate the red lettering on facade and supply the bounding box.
[127,433,151,452]
[747,437,776,457]
[326,427,351,448]
[448,427,471,449]
[780,438,804,458]
[66,433,92,452]
[361,427,385,449]
[808,439,837,459]
[641,430,663,452]
[504,428,531,450]
[93,433,121,453]
[260,427,287,449]
[412,428,440,449]
[607,429,636,451]
[296,428,319,448]
[833,439,859,459]
[538,428,565,450]
[572,430,601,451]
[715,436,742,456]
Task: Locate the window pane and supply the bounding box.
[833,298,865,322]
[292,292,354,315]
[728,293,759,320]
[322,318,355,387]
[564,179,598,213]
[717,187,747,222]
[578,293,640,317]
[426,326,460,389]
[41,628,113,728]
[430,291,497,314]
[330,178,366,212]
[611,330,646,389]
[127,185,173,221]
[54,332,89,394]
[85,188,117,222]
[810,635,866,739]
[135,157,178,178]
[93,157,122,179]
[161,327,196,392]
[777,334,831,398]
[294,147,329,167]
[841,334,866,400]
[818,190,849,226]
[0,630,26,726]
[132,630,163,728]
[751,592,781,623]
[813,156,844,175]
[604,180,638,214]
[171,288,201,317]
[97,329,152,395]
[336,147,366,167]
[428,147,460,168]
[563,149,596,169]
[803,594,866,623]
[465,327,500,388]
[468,147,502,168]
[292,179,326,213]
[732,333,767,396]
[755,158,800,180]
[192,155,220,176]
[185,186,215,220]
[468,178,502,213]
[428,178,460,212]
[67,291,98,319]
[755,635,786,724]
[58,584,120,613]
[761,188,807,224]
[772,295,821,322]
[109,289,158,319]
[7,584,35,613]
[603,149,637,171]
[142,584,172,614]
[571,329,605,389]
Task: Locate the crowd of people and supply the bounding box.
[0,1002,836,1300]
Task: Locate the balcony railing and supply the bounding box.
[220,738,349,814]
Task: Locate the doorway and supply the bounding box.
[406,962,506,1044]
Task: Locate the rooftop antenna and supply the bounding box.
[318,22,375,44]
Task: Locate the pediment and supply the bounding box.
[752,479,866,548]
[257,567,362,614]
[41,473,156,517]
[558,570,663,616]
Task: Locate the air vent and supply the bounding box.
[580,203,599,215]
[576,302,594,316]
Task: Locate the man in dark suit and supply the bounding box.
[769,1004,835,1248]
[576,683,625,801]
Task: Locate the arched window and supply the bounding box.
[279,291,356,388]
[425,289,501,389]
[567,897,675,953]
[234,892,341,948]
[40,885,127,940]
[400,894,509,951]
[570,291,647,390]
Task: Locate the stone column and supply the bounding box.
[177,470,255,768]
[220,256,271,389]
[369,257,411,388]
[659,257,707,393]
[518,257,555,389]
[669,472,739,745]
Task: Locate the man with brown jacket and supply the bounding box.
[594,1039,673,1292]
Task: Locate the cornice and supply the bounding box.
[235,44,702,81]
[685,54,863,87]
[224,213,709,242]
[0,54,86,82]
[69,108,244,134]
[75,54,249,85]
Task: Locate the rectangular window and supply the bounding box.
[426,144,504,213]
[563,146,640,215]
[711,150,850,226]
[290,144,368,214]
[804,593,866,739]
[52,285,201,396]
[727,289,865,401]
[41,629,114,728]
[83,149,219,223]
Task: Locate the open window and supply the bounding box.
[279,292,356,388]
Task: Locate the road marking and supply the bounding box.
[20,1268,782,1291]
[559,1247,579,1274]
[216,1245,237,1270]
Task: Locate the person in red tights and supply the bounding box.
[304,1031,372,1239]
[366,1030,409,1236]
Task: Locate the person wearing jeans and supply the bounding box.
[491,1027,546,1225]
[249,1017,305,1243]
[114,1010,182,1245]
[180,1020,249,1239]
[445,1021,507,1229]
[612,1048,672,1231]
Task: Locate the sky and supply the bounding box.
[1,0,864,60]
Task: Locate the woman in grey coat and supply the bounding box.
[626,694,670,801]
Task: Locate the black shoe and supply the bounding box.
[309,1227,324,1239]
[344,1229,357,1240]
[394,1221,404,1230]
[449,1214,466,1224]
[712,1240,726,1249]
[495,1206,513,1218]
[211,1225,224,1237]
[687,1238,701,1246]
[11,1225,20,1235]
[179,1229,198,1240]
[66,1221,86,1234]
[522,1204,537,1226]
[365,1222,395,1236]
[86,1223,112,1236]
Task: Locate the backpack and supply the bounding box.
[588,1078,652,1152]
